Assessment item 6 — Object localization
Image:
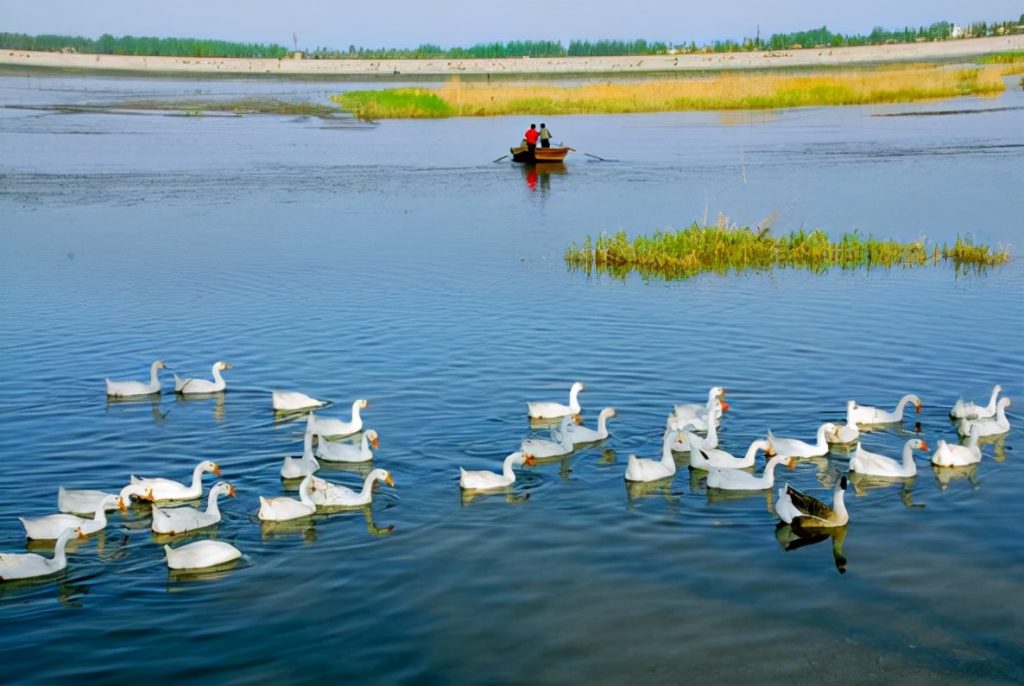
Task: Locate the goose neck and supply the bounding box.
[744,440,767,462]
[206,489,223,517]
[986,385,1001,412]
[502,453,523,481]
[661,430,677,464]
[52,529,73,568]
[568,386,582,413]
[894,394,918,420]
[299,477,316,508]
[832,484,849,523]
[901,440,917,468]
[149,362,162,387]
[189,463,207,492]
[211,365,224,385]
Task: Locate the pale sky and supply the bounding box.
[1,1,1021,50]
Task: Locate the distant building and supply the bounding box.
[951,25,966,38]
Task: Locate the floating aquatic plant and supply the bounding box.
[564,221,1010,280]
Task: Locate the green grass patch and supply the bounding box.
[331,89,453,120]
[564,224,1010,280]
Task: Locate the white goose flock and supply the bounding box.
[0,370,1014,583]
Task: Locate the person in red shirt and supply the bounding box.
[524,123,539,154]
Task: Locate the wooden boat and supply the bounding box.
[510,144,571,163]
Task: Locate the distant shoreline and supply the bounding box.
[2,36,1021,77]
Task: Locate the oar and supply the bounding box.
[583,152,606,161]
[493,154,509,163]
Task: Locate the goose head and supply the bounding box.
[200,460,222,477]
[910,438,930,453]
[355,399,370,410]
[366,430,380,449]
[523,454,538,466]
[212,482,237,498]
[369,469,395,487]
[214,361,232,371]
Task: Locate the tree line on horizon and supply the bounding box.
[1,15,1020,60]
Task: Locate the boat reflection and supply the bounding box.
[775,522,848,574]
[522,162,567,192]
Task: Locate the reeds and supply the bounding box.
[331,89,453,119]
[564,222,1010,280]
[332,66,1006,119]
[980,51,1024,75]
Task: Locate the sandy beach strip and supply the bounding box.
[2,36,1021,77]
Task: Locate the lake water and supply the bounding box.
[1,72,1022,684]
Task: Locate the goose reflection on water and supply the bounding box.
[105,393,169,423]
[931,463,981,491]
[775,522,849,574]
[624,477,679,505]
[174,389,226,422]
[847,471,925,509]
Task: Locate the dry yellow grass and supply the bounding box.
[433,65,1006,116]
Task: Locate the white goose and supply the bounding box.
[527,382,584,419]
[521,417,576,458]
[259,473,317,521]
[105,360,167,397]
[706,454,794,491]
[624,429,679,483]
[20,495,121,540]
[58,486,120,515]
[776,476,850,528]
[932,423,982,467]
[311,469,394,507]
[164,540,242,570]
[950,384,1002,420]
[310,399,369,438]
[174,361,231,394]
[850,439,929,478]
[689,438,772,471]
[272,390,327,412]
[130,460,221,502]
[281,415,319,478]
[460,451,536,490]
[767,423,834,459]
[956,397,1011,438]
[827,402,861,445]
[849,394,923,425]
[672,386,728,428]
[316,430,379,463]
[563,407,617,445]
[1,528,76,581]
[671,413,719,452]
[151,482,236,535]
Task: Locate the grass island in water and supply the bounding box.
[333,64,1006,118]
[564,223,1011,280]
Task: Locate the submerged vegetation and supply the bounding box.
[564,222,1010,280]
[17,98,343,117]
[334,66,1005,118]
